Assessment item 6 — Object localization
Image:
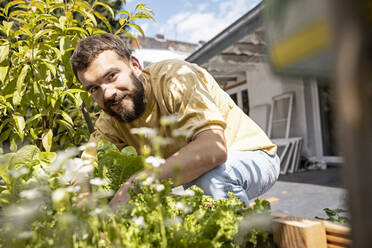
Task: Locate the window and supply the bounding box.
[230,93,237,105]
[241,89,249,115]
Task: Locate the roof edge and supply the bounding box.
[186,2,263,64]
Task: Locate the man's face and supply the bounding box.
[78,50,146,122]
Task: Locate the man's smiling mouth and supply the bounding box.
[111,95,127,108]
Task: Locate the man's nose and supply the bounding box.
[102,84,116,100]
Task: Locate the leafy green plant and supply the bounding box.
[316,208,350,224]
[0,140,276,247]
[96,137,144,192]
[0,0,154,152]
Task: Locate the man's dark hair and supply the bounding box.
[70,33,131,82]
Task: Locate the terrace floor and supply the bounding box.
[259,165,348,219]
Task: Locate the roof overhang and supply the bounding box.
[186,3,263,65]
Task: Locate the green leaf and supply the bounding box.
[60,111,73,126]
[94,11,112,33]
[34,13,55,24]
[135,3,154,14]
[5,0,25,16]
[59,36,71,53]
[0,129,11,143]
[2,21,13,36]
[13,114,25,139]
[128,23,145,38]
[82,10,97,26]
[65,27,89,36]
[92,28,107,35]
[13,91,22,106]
[29,128,38,140]
[0,45,9,63]
[96,138,144,192]
[34,29,55,41]
[75,92,83,107]
[116,10,130,18]
[8,10,27,18]
[10,135,17,152]
[56,119,73,132]
[42,129,53,152]
[33,81,46,102]
[19,27,33,37]
[63,89,85,94]
[97,138,119,160]
[49,3,64,13]
[16,64,30,94]
[29,0,46,13]
[39,151,55,164]
[41,61,56,77]
[75,0,92,11]
[0,119,10,133]
[131,12,155,21]
[121,146,137,156]
[12,145,41,169]
[26,113,42,125]
[93,2,114,19]
[0,153,14,184]
[0,65,9,83]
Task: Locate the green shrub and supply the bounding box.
[0,0,153,152]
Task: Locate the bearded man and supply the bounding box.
[70,33,280,210]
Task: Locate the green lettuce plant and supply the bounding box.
[0,139,276,247]
[96,137,144,192]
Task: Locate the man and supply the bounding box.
[70,33,280,209]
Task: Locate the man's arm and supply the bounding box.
[109,129,227,209]
[156,129,227,186]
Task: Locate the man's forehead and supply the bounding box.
[78,50,128,84]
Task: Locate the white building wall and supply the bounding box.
[242,63,312,157]
[132,49,189,68]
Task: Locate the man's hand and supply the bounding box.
[109,182,132,210]
[109,174,140,210]
[109,129,226,210]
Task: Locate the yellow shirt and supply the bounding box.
[85,59,276,159]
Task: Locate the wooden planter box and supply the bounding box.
[271,211,351,248]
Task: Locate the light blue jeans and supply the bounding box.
[184,150,280,206]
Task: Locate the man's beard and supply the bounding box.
[103,72,146,122]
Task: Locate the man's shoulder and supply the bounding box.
[144,59,197,78]
[95,111,117,130]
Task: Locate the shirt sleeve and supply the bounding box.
[81,113,127,160]
[162,63,226,141]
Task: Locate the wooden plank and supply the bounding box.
[273,216,327,248]
[327,234,351,246]
[327,243,346,248]
[321,220,350,237]
[271,213,351,247]
[271,210,290,219]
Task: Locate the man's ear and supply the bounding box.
[129,56,142,75]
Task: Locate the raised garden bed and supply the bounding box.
[271,211,351,248]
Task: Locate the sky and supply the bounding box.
[122,0,261,44]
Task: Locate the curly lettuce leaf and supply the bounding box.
[96,138,144,192]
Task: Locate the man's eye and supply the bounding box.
[108,73,116,81]
[89,86,98,94]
